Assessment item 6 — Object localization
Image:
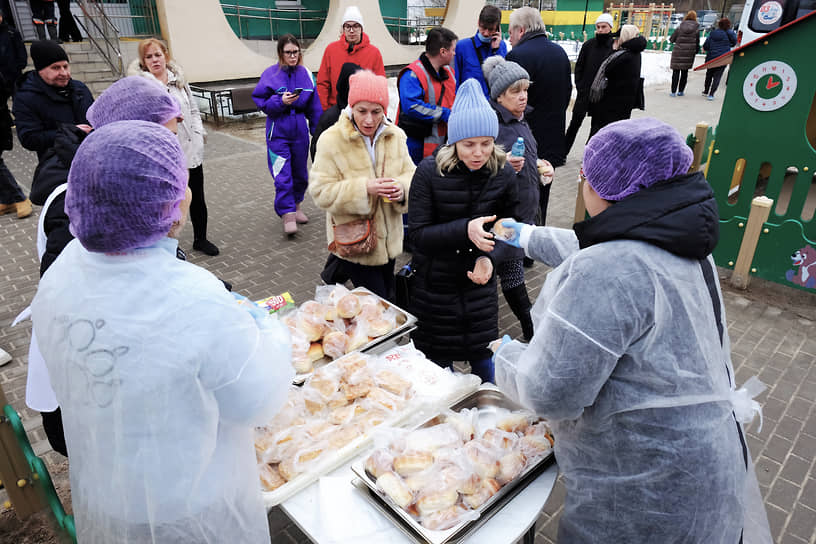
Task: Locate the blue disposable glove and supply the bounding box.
[498,219,525,248]
[491,334,513,363]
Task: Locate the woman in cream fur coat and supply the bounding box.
[309,70,415,300]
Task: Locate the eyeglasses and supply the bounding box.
[283,50,300,56]
[343,23,362,31]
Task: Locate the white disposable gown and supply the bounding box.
[31,238,294,543]
[496,227,771,544]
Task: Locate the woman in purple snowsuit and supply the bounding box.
[253,34,322,235]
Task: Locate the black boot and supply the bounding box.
[503,284,534,341]
[34,23,47,41]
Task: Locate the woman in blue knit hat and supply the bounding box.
[494,118,771,543]
[406,78,520,383]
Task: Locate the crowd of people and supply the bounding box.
[1,5,765,544]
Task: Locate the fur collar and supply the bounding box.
[127,58,187,88]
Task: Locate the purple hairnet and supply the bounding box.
[583,118,694,201]
[86,76,181,128]
[66,120,188,252]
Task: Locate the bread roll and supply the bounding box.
[322,330,347,359]
[461,478,500,509]
[365,448,394,479]
[464,440,500,479]
[416,487,458,516]
[393,451,434,477]
[519,434,552,458]
[481,428,518,451]
[328,424,361,449]
[497,451,527,484]
[336,294,361,318]
[496,412,531,433]
[293,356,313,374]
[307,375,339,399]
[307,342,324,362]
[421,505,469,531]
[376,471,414,509]
[491,217,516,241]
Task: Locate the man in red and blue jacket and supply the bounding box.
[396,27,457,164]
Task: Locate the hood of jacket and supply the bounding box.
[573,172,720,259]
[30,124,88,204]
[127,59,188,89]
[345,32,373,55]
[676,20,700,36]
[620,35,647,54]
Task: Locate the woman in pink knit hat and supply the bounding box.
[309,70,415,300]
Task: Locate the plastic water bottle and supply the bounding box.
[511,137,525,157]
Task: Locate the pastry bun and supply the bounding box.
[377,471,414,509]
[336,294,361,319]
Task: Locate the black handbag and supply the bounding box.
[395,262,414,309]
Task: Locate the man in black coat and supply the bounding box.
[0,8,26,97]
[506,7,571,225]
[0,8,32,219]
[564,13,614,155]
[13,40,93,162]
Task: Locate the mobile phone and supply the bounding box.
[291,88,303,96]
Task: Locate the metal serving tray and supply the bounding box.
[350,385,555,544]
[292,287,418,384]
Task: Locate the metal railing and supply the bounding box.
[75,0,125,77]
[219,4,327,41]
[382,15,445,45]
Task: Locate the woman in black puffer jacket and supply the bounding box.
[588,24,647,137]
[407,79,519,383]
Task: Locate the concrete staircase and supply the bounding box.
[24,41,120,97]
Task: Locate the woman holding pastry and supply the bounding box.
[406,78,520,383]
[309,70,415,300]
[482,56,553,341]
[493,118,770,543]
[30,121,294,543]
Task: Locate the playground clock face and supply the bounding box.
[742,60,797,112]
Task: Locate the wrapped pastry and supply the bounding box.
[278,458,300,482]
[403,469,437,493]
[259,463,286,491]
[365,448,395,479]
[496,412,532,433]
[294,444,324,466]
[491,218,516,242]
[496,451,527,485]
[355,408,387,429]
[376,471,414,509]
[322,330,347,359]
[293,357,313,374]
[366,387,406,412]
[357,303,396,338]
[336,293,362,319]
[393,451,434,477]
[439,464,481,495]
[481,428,519,451]
[305,373,339,399]
[304,420,333,439]
[328,403,361,425]
[302,387,327,415]
[461,478,501,509]
[345,323,369,352]
[326,391,350,409]
[314,284,350,306]
[416,486,459,517]
[525,421,555,448]
[444,409,477,442]
[336,352,369,376]
[519,434,552,458]
[297,311,326,343]
[328,423,362,449]
[464,440,500,479]
[374,369,411,397]
[340,374,374,401]
[307,342,324,363]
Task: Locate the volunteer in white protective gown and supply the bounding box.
[31,121,294,544]
[495,118,772,544]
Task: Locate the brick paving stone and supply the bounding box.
[787,503,816,542]
[769,478,803,513]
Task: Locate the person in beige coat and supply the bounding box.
[309,70,415,300]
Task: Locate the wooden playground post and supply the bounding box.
[574,178,587,223]
[0,385,46,518]
[731,196,774,289]
[689,122,709,172]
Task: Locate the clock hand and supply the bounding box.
[766,77,781,90]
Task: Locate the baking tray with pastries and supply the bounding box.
[254,344,479,508]
[278,285,417,382]
[350,385,555,544]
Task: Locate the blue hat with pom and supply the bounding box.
[446,78,499,145]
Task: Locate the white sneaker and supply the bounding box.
[0,348,11,367]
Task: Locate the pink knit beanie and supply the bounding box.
[347,70,389,110]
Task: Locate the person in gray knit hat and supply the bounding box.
[406,78,521,383]
[482,55,554,342]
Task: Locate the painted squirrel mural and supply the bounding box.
[785,245,816,289]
